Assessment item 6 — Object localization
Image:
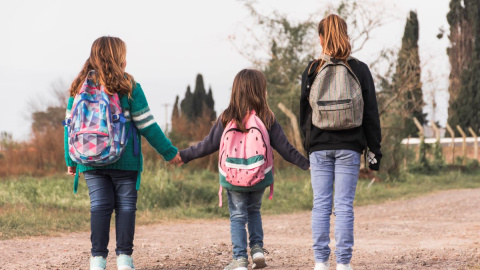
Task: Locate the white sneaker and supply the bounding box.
[90,256,106,270]
[336,263,353,270]
[314,261,330,270]
[117,254,135,270]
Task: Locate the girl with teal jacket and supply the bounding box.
[64,36,179,270]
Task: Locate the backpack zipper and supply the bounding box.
[317,99,352,106]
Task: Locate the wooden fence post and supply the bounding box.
[277,102,304,154]
[431,122,440,141]
[413,117,424,160]
[405,135,410,168]
[468,127,478,161]
[456,125,467,165]
[431,122,442,163]
[446,123,455,164]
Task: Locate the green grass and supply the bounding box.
[0,166,479,239]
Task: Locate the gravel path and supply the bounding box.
[1,188,479,269]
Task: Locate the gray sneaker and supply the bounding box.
[250,244,268,269]
[224,257,248,270]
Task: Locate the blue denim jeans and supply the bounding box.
[310,150,361,264]
[84,169,138,258]
[227,189,265,259]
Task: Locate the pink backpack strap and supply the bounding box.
[269,183,274,200]
[218,186,223,207]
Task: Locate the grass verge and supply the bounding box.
[0,167,479,239]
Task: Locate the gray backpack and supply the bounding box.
[309,55,363,130]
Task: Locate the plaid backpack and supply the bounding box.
[64,70,136,167]
[217,111,274,206]
[309,55,363,130]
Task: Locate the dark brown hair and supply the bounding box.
[221,69,274,131]
[69,36,135,97]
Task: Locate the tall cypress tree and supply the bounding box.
[172,95,180,121]
[206,86,216,119]
[206,86,214,110]
[178,74,217,121]
[447,0,474,126]
[180,85,194,120]
[192,74,207,118]
[449,0,480,133]
[392,11,425,137]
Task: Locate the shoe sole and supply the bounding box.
[252,254,267,269]
[224,267,247,270]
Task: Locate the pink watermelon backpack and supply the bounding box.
[218,111,274,206]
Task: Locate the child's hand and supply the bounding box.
[169,153,184,166]
[67,166,76,176]
[367,151,380,171]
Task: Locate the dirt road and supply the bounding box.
[1,188,479,269]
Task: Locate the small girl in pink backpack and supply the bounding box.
[173,69,309,270]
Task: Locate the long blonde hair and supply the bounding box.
[221,69,274,132]
[313,14,352,73]
[69,36,135,97]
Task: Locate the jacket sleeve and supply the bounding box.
[130,83,178,161]
[64,97,77,167]
[269,120,310,170]
[360,62,382,165]
[179,119,223,164]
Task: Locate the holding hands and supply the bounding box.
[169,152,184,166]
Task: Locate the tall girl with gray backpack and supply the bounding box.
[300,14,382,270]
[173,69,310,270]
[64,36,180,270]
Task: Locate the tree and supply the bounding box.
[180,85,194,119]
[172,95,180,122]
[449,0,480,133]
[178,74,216,121]
[192,74,207,118]
[373,12,430,174]
[391,11,426,137]
[206,86,215,116]
[170,74,218,169]
[446,0,475,126]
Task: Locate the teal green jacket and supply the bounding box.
[64,83,178,191]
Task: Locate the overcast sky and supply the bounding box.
[0,0,450,140]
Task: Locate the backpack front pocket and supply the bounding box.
[72,131,110,158]
[223,155,266,187]
[315,99,356,130]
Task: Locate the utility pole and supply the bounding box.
[161,103,171,133]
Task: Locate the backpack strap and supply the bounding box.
[130,123,139,157]
[127,122,141,190]
[269,182,274,200]
[136,171,141,191]
[73,166,80,194]
[218,186,223,207]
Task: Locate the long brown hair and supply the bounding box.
[313,14,352,73]
[68,36,135,97]
[221,69,274,132]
